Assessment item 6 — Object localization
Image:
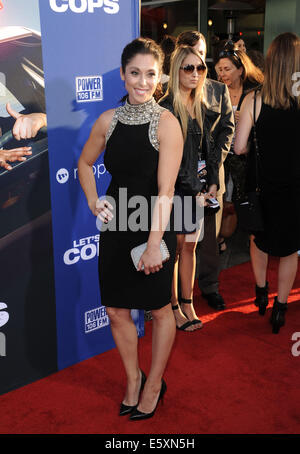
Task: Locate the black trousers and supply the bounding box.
[196,213,220,294]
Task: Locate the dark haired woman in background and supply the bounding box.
[78,38,183,419]
[214,42,264,233]
[235,32,300,333]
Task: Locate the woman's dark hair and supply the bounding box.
[212,39,233,65]
[176,30,206,48]
[214,40,242,66]
[232,33,244,43]
[247,49,265,73]
[121,37,164,73]
[160,35,176,75]
[215,40,264,86]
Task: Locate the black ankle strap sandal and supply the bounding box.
[179,298,203,328]
[179,298,192,304]
[171,304,194,332]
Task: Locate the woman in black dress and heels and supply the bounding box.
[235,32,300,333]
[78,38,183,419]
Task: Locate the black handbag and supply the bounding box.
[237,90,264,232]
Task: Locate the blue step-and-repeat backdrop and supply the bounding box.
[39,0,144,371]
[0,0,143,395]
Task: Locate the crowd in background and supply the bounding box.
[78,30,299,420]
[151,30,300,335]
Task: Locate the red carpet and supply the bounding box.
[0,257,299,434]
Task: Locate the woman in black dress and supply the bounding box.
[78,38,183,419]
[235,32,300,333]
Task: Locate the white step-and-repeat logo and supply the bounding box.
[76,75,103,103]
[56,168,69,184]
[56,164,107,184]
[85,306,109,333]
[63,235,99,265]
[49,0,120,14]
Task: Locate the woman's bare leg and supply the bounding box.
[137,303,176,413]
[179,229,202,328]
[105,307,141,406]
[250,235,268,287]
[278,252,298,302]
[171,234,194,331]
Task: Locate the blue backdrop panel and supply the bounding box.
[0,0,57,396]
[39,0,143,370]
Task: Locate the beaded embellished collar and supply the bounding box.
[106,97,165,151]
[120,97,160,124]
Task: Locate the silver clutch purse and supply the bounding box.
[130,239,170,271]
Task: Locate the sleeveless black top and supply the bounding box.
[98,98,177,310]
[253,101,300,256]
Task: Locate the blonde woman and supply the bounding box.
[235,32,300,333]
[160,45,218,332]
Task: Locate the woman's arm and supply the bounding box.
[234,91,261,155]
[78,109,114,216]
[138,110,183,275]
[211,84,235,168]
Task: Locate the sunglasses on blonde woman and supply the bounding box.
[180,64,206,74]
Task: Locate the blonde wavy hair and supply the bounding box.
[262,32,300,110]
[160,45,207,140]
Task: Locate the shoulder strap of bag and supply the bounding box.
[237,91,246,111]
[252,90,260,192]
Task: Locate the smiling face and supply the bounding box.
[179,53,206,92]
[215,57,243,87]
[120,53,161,105]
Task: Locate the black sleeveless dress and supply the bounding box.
[98,98,176,310]
[253,102,300,257]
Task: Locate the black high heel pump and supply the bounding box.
[119,370,146,416]
[130,379,167,421]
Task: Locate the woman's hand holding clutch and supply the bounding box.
[137,244,163,275]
